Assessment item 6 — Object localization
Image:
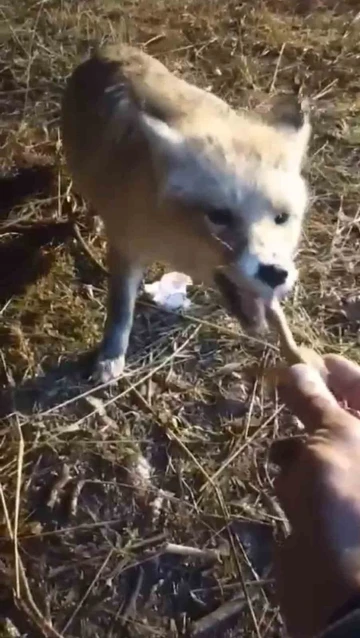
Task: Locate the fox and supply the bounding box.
[61,44,311,383]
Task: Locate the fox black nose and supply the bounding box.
[257,264,288,289]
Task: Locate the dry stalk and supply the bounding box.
[61,550,115,634]
[165,425,263,638]
[0,486,64,638]
[46,464,71,509]
[72,221,108,277]
[119,566,144,626]
[69,325,201,430]
[164,542,223,560]
[13,418,24,599]
[198,404,284,498]
[191,596,247,636]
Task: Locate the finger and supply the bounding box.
[324,354,360,411]
[278,364,360,435]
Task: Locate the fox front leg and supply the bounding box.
[95,245,143,384]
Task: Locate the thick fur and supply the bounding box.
[61,44,311,382]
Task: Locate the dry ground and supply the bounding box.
[0,0,359,636]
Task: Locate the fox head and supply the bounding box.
[140,95,311,308]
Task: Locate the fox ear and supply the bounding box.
[268,96,311,172]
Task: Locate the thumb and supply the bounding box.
[278,364,358,435]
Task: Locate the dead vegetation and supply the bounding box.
[0,0,359,636]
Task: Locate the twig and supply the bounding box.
[0,484,13,544]
[199,405,284,496]
[22,0,47,121]
[14,417,24,598]
[127,532,167,552]
[129,380,265,638]
[69,479,85,517]
[61,549,114,634]
[72,222,108,276]
[165,426,262,638]
[192,578,274,595]
[191,596,247,636]
[69,326,201,430]
[139,299,278,352]
[122,376,154,414]
[269,43,286,93]
[46,464,71,509]
[0,485,64,638]
[120,566,144,626]
[16,561,65,638]
[142,34,166,48]
[35,326,189,420]
[164,543,224,561]
[224,522,262,638]
[166,426,220,498]
[0,220,71,236]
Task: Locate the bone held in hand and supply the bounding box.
[265,299,327,382]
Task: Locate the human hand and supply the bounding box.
[271,354,360,637]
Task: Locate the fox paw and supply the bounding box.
[94,354,125,384]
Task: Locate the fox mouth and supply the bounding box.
[214,255,297,332]
[214,271,268,332]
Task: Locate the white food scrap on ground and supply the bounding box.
[144,272,193,310]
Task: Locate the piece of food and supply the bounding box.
[264,299,327,384]
[215,270,325,383]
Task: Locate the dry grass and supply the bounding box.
[0,0,359,636]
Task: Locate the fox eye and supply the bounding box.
[206,208,233,226]
[275,211,290,225]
